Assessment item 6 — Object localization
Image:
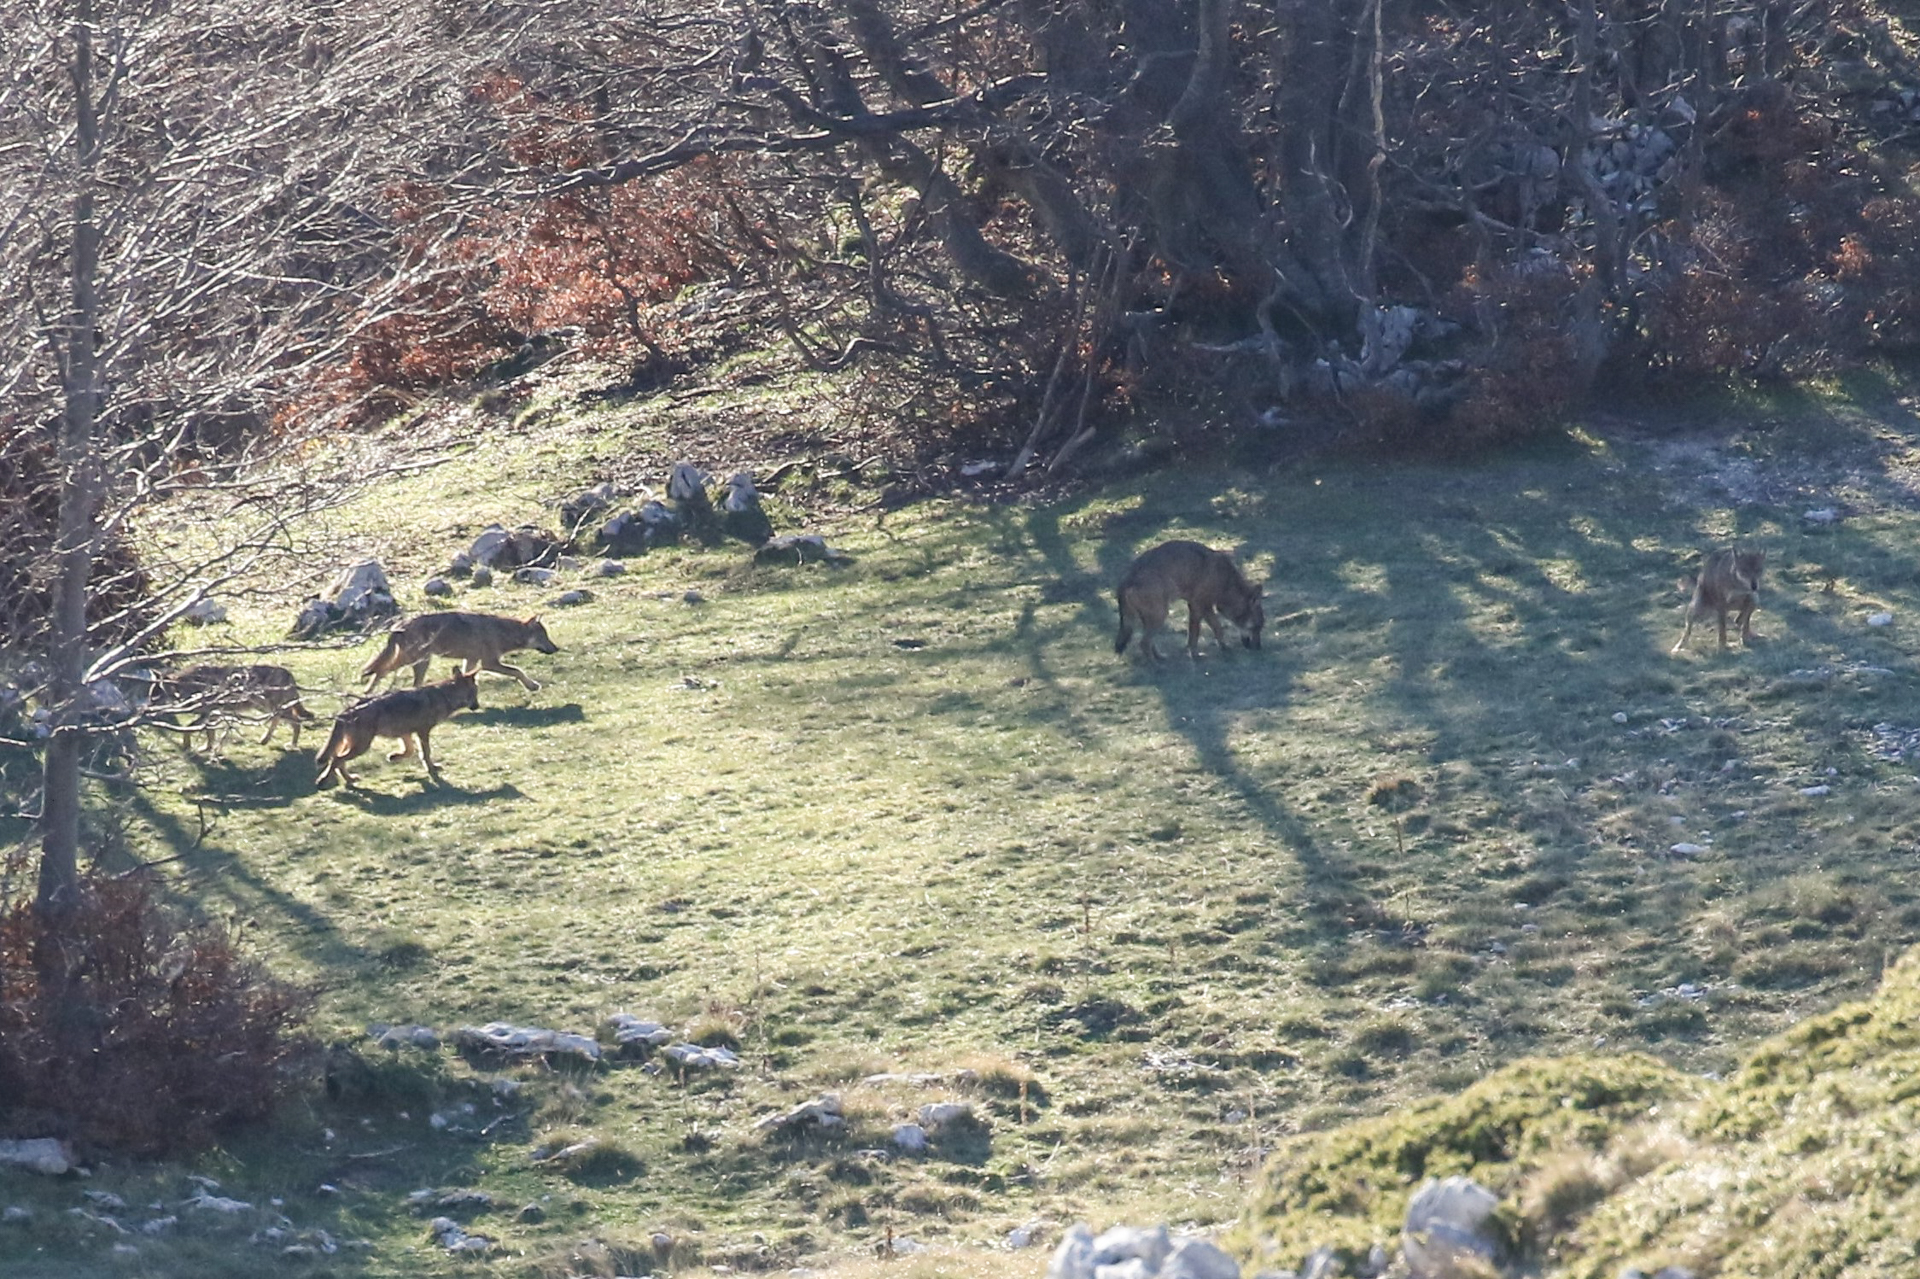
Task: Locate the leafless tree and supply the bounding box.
[0,0,522,995]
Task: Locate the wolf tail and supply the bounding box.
[1113,590,1133,656]
[314,720,348,782]
[359,634,403,686]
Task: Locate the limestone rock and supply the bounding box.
[0,1138,72,1176]
[1402,1176,1502,1279]
[453,1022,601,1065]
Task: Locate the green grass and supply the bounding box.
[13,370,1920,1275]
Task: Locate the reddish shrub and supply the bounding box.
[0,872,315,1155]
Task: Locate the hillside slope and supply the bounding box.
[9,367,1920,1276]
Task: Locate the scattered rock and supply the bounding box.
[369,1022,440,1051]
[139,1215,178,1236]
[891,1123,929,1153]
[514,567,560,586]
[517,1202,546,1224]
[83,1191,127,1211]
[470,523,564,570]
[1402,1176,1502,1279]
[590,558,625,577]
[405,1188,493,1217]
[0,1138,73,1176]
[1804,507,1840,524]
[1612,711,1629,724]
[290,560,397,638]
[423,577,453,598]
[561,482,619,531]
[602,1013,674,1057]
[1799,784,1832,797]
[1668,843,1710,857]
[186,1191,253,1213]
[753,1093,845,1136]
[181,598,228,626]
[3,1206,31,1223]
[661,1042,742,1071]
[428,1215,493,1254]
[755,533,851,566]
[550,589,593,607]
[1164,1237,1243,1279]
[917,1101,977,1134]
[683,589,704,605]
[1869,612,1894,627]
[719,471,775,545]
[470,565,493,588]
[667,461,713,517]
[449,551,474,576]
[453,1022,601,1065]
[1006,1220,1046,1249]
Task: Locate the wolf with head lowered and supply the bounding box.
[315,670,480,788]
[1114,540,1265,660]
[361,612,558,691]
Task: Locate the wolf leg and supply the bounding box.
[485,658,540,691]
[386,733,418,762]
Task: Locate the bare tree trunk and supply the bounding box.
[37,0,105,1016]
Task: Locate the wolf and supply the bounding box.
[360,612,558,692]
[1114,540,1265,660]
[315,670,479,788]
[160,663,314,751]
[1673,547,1765,653]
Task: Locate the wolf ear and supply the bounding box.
[525,614,541,624]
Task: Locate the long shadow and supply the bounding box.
[323,780,523,817]
[125,788,371,972]
[465,702,585,728]
[1008,496,1367,914]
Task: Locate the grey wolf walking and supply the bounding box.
[1673,547,1765,653]
[161,663,314,751]
[1114,540,1265,660]
[315,670,480,788]
[360,612,558,691]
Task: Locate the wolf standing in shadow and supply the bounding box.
[361,612,558,691]
[1673,547,1765,653]
[158,663,314,751]
[1114,540,1266,660]
[315,670,479,788]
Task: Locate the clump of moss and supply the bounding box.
[1231,1053,1696,1268]
[1238,949,1920,1279]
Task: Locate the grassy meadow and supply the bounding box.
[10,368,1920,1276]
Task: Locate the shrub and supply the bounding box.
[0,871,315,1154]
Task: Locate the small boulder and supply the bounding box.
[453,1022,601,1065]
[470,566,493,588]
[590,558,626,577]
[513,567,560,586]
[917,1101,976,1134]
[755,533,851,566]
[423,577,453,598]
[1402,1176,1502,1279]
[891,1123,929,1154]
[602,1014,673,1057]
[0,1138,73,1176]
[1163,1237,1242,1279]
[719,471,774,545]
[561,482,618,531]
[448,552,474,577]
[661,1042,742,1071]
[550,589,593,607]
[753,1093,845,1136]
[181,598,228,626]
